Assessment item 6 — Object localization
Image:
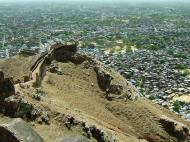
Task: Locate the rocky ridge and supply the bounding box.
[0,43,190,142]
[79,46,190,121]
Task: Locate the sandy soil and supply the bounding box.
[173,94,190,103]
[36,60,189,142]
[1,53,190,142]
[0,54,39,83]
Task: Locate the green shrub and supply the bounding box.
[173,101,181,113]
[174,64,188,70]
[159,59,165,64]
[182,70,190,77]
[15,102,33,119]
[149,95,156,100]
[174,53,187,59]
[167,49,174,55]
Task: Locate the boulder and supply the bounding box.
[89,125,105,142]
[56,135,89,142]
[94,66,113,91]
[0,69,4,83]
[1,95,36,119]
[159,115,189,141]
[109,84,123,95]
[0,118,44,142]
[0,70,15,100]
[2,95,21,117]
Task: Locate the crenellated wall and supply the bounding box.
[34,58,47,87]
[30,52,48,72]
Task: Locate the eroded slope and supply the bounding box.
[0,43,189,142]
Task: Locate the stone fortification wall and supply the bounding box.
[31,43,77,87]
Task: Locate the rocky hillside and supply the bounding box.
[0,43,190,142]
[80,47,190,121]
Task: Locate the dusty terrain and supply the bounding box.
[0,54,39,83]
[0,43,190,142]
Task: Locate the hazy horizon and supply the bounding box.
[0,0,190,3]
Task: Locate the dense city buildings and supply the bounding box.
[0,1,190,119]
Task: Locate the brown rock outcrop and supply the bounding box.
[53,43,77,62]
[94,66,113,91]
[159,115,189,141]
[94,64,139,101]
[0,70,15,100]
[19,49,38,57]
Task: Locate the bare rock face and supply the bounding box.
[94,66,113,91]
[2,95,21,117]
[0,69,4,83]
[0,71,20,116]
[0,70,15,100]
[53,43,87,64]
[56,135,89,142]
[0,118,44,142]
[94,65,139,101]
[53,43,77,62]
[109,84,123,95]
[0,94,39,120]
[19,49,38,57]
[159,115,189,141]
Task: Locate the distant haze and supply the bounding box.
[0,0,190,2]
[0,0,190,6]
